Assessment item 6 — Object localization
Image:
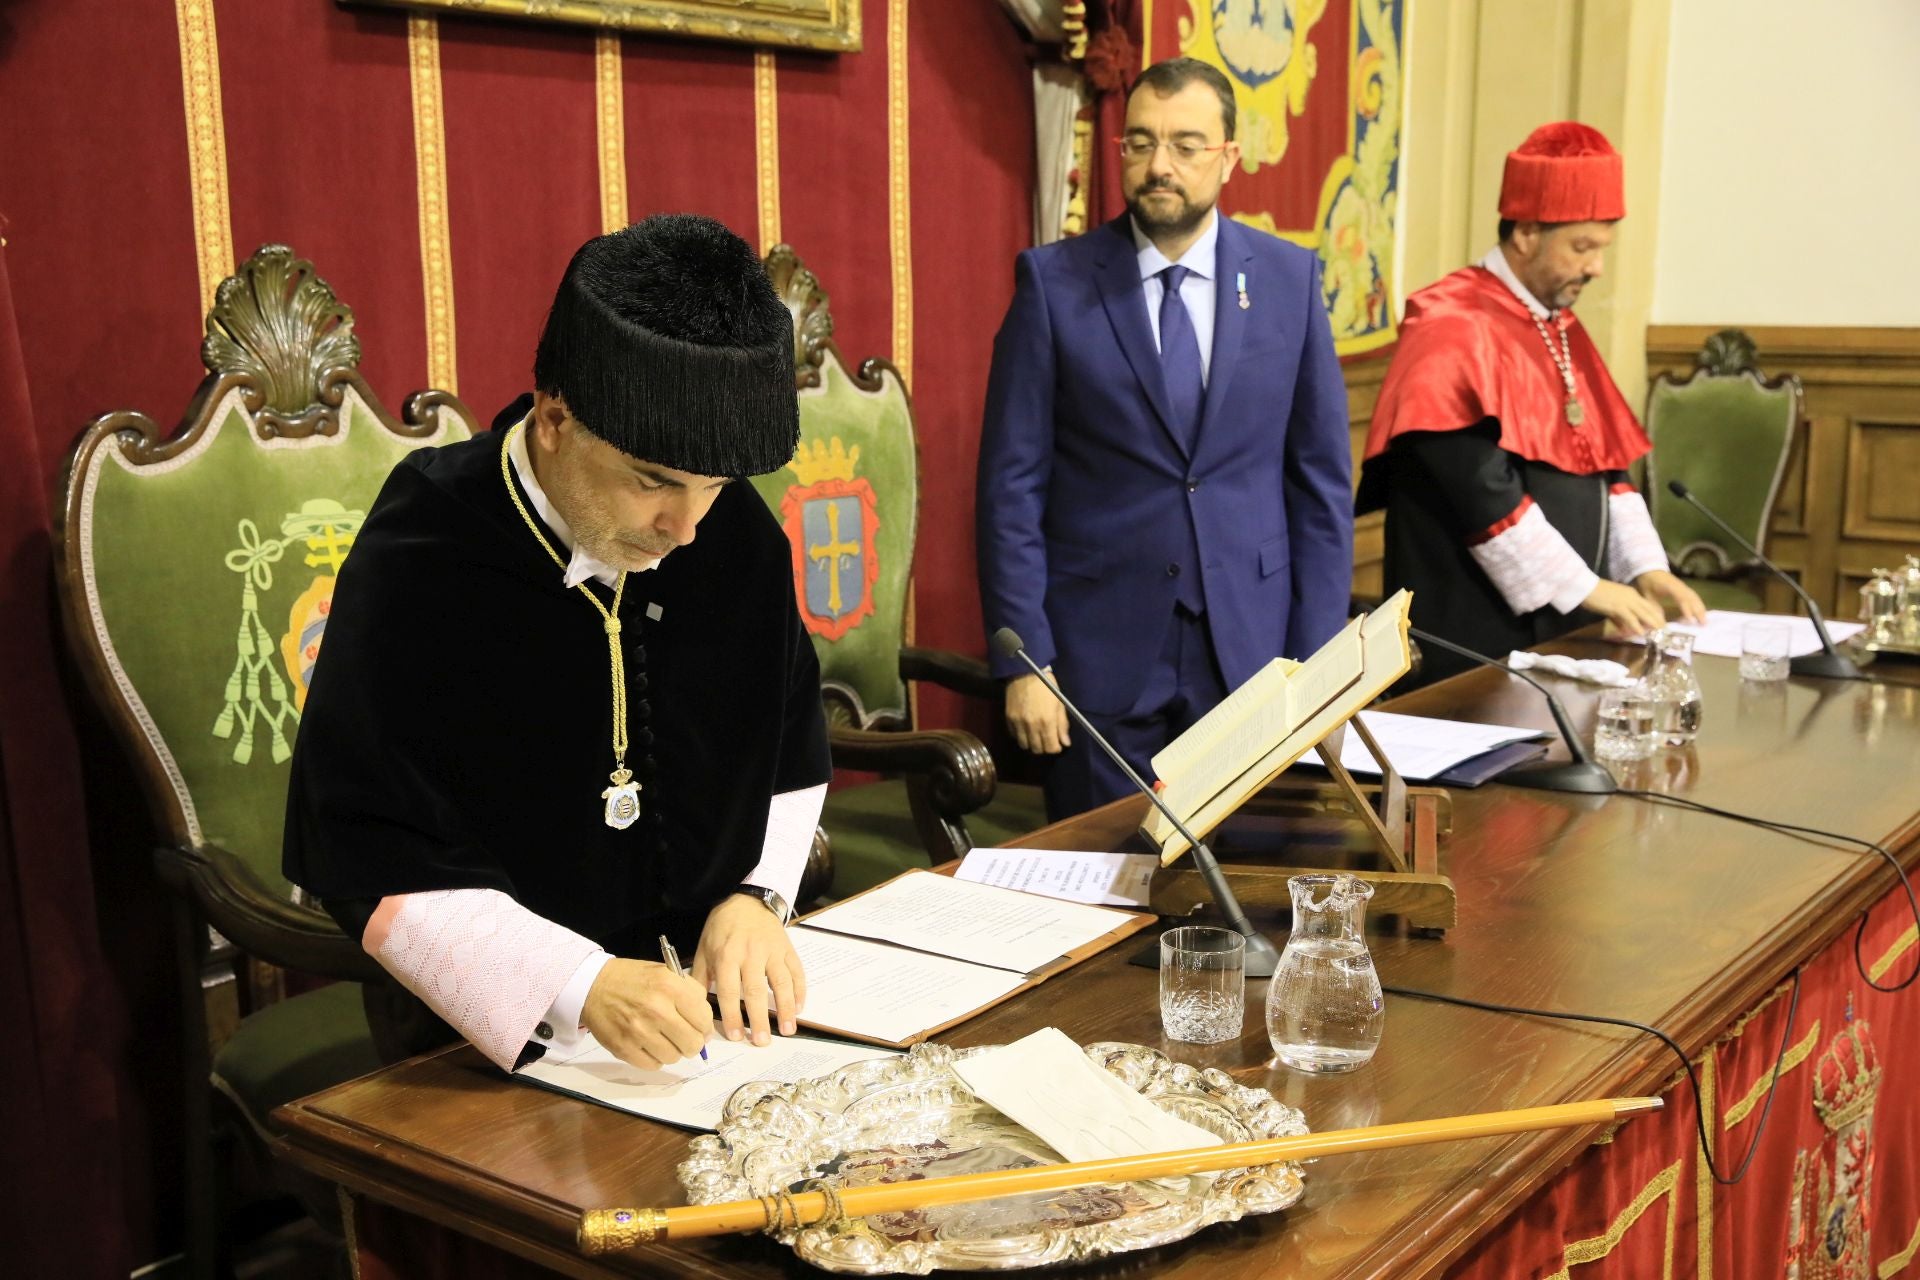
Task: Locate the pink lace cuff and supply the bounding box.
[1467,499,1599,616]
[368,889,601,1072]
[1606,488,1670,583]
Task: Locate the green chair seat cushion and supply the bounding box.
[210,980,380,1135]
[820,781,1049,900]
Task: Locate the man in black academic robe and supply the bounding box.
[285,215,830,1072]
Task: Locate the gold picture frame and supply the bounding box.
[342,0,860,53]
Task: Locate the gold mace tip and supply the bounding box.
[578,1207,667,1254]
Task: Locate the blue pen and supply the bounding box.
[657,935,709,1060]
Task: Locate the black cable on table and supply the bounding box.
[1381,969,1801,1186]
[1617,788,1920,993]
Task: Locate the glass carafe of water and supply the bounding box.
[1644,627,1704,746]
[1266,874,1384,1073]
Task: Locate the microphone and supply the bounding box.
[1407,627,1618,795]
[1664,480,1864,679]
[992,627,1282,977]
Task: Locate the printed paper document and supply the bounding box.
[517,1029,895,1131]
[789,929,1028,1045]
[1651,610,1864,659]
[1336,710,1547,781]
[799,870,1135,974]
[952,1027,1222,1163]
[955,847,1158,908]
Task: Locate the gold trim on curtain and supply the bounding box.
[409,15,458,393]
[886,0,916,694]
[1870,924,1917,983]
[1696,1052,1716,1280]
[753,52,782,251]
[1542,1158,1683,1280]
[886,0,912,388]
[596,34,629,234]
[1879,1214,1920,1278]
[174,0,234,314]
[1722,1020,1821,1130]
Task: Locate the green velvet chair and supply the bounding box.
[55,245,477,1279]
[1643,329,1804,612]
[756,246,1046,900]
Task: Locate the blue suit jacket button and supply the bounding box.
[1166,563,1180,577]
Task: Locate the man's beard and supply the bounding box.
[1128,181,1213,238]
[1549,276,1592,309]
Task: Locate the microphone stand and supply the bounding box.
[1408,627,1619,795]
[1666,481,1865,680]
[993,631,1282,978]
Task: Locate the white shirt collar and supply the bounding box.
[1132,208,1219,283]
[505,413,659,590]
[1479,246,1555,321]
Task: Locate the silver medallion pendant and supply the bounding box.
[602,767,642,830]
[1565,397,1585,426]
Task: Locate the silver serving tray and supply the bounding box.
[677,1040,1309,1274]
[1861,636,1920,660]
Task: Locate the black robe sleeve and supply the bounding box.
[1382,420,1529,541]
[1370,419,1612,688]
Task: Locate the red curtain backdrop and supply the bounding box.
[0,233,132,1277]
[0,0,1032,1264]
[1450,888,1920,1279]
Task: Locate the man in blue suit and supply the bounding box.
[977,57,1353,821]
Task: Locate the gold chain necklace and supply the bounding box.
[1530,313,1585,426]
[499,420,642,830]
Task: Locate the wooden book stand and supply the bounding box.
[1149,713,1459,933]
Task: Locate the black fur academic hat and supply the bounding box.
[532,214,798,477]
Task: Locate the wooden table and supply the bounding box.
[275,635,1920,1278]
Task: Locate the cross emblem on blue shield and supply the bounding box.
[780,474,881,642]
[803,494,865,621]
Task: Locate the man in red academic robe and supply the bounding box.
[1358,122,1704,685]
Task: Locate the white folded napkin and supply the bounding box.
[1505,651,1636,687]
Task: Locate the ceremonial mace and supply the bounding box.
[577,1096,1661,1252]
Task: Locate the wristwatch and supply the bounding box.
[732,884,794,926]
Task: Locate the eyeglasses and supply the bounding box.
[1115,136,1229,166]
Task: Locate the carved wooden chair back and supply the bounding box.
[58,245,474,932]
[752,244,919,730]
[55,244,476,1277]
[1644,328,1803,581]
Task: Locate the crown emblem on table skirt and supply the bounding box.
[1785,1005,1881,1280]
[779,437,881,642]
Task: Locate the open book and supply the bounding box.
[1141,590,1414,860]
[789,870,1155,1048]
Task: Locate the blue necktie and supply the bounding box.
[1157,264,1204,452]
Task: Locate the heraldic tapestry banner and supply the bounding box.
[1143,0,1405,356]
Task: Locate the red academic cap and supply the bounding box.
[1498,122,1625,223]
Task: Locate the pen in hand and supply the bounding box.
[658,935,709,1061]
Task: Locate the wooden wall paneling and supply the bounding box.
[1647,324,1920,620]
[1844,416,1920,542]
[1343,354,1392,601]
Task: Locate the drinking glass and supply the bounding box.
[1159,926,1245,1044]
[1593,682,1659,761]
[1740,620,1791,681]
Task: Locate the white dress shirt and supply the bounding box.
[1480,245,1552,320]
